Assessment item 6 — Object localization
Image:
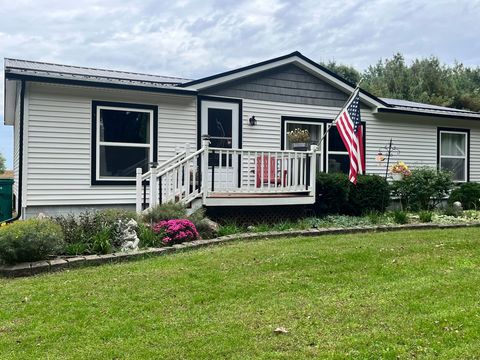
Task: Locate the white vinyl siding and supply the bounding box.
[241,98,480,180]
[25,82,196,207]
[19,83,480,215]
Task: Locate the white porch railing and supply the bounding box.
[136,138,318,213]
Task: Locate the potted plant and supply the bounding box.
[390,161,411,181]
[287,128,310,151]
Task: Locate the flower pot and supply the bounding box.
[292,142,308,151]
[392,173,404,181]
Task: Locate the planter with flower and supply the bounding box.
[287,128,310,151]
[390,161,411,181]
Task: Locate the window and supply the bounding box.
[438,129,469,182]
[326,125,350,174]
[281,117,365,175]
[92,101,157,184]
[284,121,323,169]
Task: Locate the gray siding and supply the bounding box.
[202,64,351,107]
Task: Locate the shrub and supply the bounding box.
[143,203,187,224]
[442,204,463,217]
[448,182,480,210]
[347,175,390,215]
[392,210,408,224]
[418,211,433,223]
[0,219,65,264]
[54,208,138,255]
[314,172,350,215]
[152,219,199,245]
[391,168,453,211]
[314,173,390,215]
[137,223,163,248]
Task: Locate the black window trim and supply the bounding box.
[437,127,470,183]
[280,116,366,174]
[91,100,158,186]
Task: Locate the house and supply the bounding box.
[3,51,480,219]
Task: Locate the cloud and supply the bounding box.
[0,0,479,166]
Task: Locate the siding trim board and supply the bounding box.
[437,127,470,182]
[8,80,25,222]
[91,100,159,186]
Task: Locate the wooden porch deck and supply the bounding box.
[204,191,313,206]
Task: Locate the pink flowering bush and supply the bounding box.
[151,219,200,246]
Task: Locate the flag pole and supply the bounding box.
[316,78,364,149]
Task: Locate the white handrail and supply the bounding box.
[137,142,318,214]
[157,148,204,178]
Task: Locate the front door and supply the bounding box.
[201,100,240,191]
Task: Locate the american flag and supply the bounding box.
[334,88,365,184]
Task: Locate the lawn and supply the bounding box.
[1,229,480,359]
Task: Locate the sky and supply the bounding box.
[1,0,480,168]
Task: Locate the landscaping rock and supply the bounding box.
[48,259,69,271]
[29,261,51,275]
[0,263,32,277]
[65,256,86,268]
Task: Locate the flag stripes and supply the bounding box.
[334,89,364,184]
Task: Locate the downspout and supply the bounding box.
[5,79,25,223]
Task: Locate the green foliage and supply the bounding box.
[0,219,65,264]
[0,152,5,174]
[314,172,350,214]
[324,54,480,112]
[448,182,480,210]
[347,175,390,215]
[218,221,245,237]
[418,211,433,223]
[314,173,389,215]
[320,61,362,85]
[137,223,163,248]
[54,208,137,255]
[391,168,453,211]
[366,211,382,225]
[143,203,187,224]
[91,227,112,254]
[442,204,463,217]
[392,210,408,224]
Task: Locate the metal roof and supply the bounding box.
[4,57,480,120]
[380,97,480,119]
[4,58,192,88]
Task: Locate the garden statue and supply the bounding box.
[453,201,463,211]
[119,218,140,252]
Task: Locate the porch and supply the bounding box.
[136,139,318,213]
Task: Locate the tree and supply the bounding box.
[322,53,480,112]
[320,61,362,85]
[0,153,5,174]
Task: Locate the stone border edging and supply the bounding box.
[2,222,480,278]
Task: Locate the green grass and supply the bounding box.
[2,228,480,359]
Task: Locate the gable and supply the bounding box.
[201,64,351,108]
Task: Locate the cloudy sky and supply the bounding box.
[1,0,480,168]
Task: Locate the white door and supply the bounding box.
[201,100,240,191]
